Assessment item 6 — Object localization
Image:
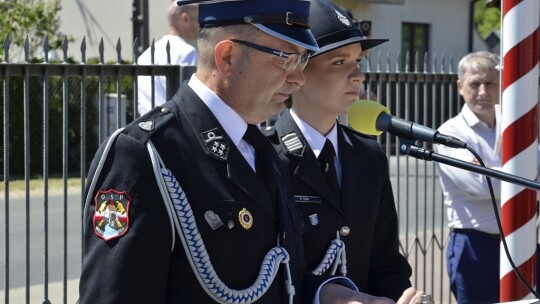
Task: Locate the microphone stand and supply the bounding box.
[398,137,540,191]
[399,136,540,303]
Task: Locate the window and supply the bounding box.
[401,23,429,71]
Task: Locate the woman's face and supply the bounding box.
[295,43,365,118]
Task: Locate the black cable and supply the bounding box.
[466,145,540,300]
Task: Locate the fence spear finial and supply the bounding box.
[116,38,122,64]
[44,36,50,63]
[81,37,87,64]
[3,34,10,63]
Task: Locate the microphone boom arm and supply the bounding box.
[399,137,540,192]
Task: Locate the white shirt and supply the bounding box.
[187,75,256,171]
[290,109,342,187]
[137,35,198,115]
[434,104,539,234]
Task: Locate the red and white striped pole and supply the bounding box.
[500,0,539,301]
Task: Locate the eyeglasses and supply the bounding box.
[230,39,311,71]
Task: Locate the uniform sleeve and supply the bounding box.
[78,133,174,304]
[367,155,412,301]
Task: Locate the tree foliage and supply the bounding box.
[474,1,501,39]
[0,0,67,61]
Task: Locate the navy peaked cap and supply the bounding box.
[177,0,319,51]
[309,0,387,57]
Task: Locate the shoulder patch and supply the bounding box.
[93,189,131,241]
[281,132,304,155]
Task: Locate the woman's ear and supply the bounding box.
[214,40,234,76]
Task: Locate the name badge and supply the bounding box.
[294,195,321,204]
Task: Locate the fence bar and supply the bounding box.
[2,35,11,304]
[62,37,69,304]
[23,37,31,304]
[42,37,51,304]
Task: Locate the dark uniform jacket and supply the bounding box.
[265,109,412,301]
[79,84,327,303]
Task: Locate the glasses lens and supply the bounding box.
[281,55,296,71]
[282,53,310,71]
[300,52,310,70]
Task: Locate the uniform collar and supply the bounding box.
[289,109,339,158]
[188,74,247,146]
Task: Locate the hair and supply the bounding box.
[457,51,500,81]
[168,2,196,25]
[197,24,261,68]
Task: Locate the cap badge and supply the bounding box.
[201,128,229,161]
[334,9,352,27]
[238,208,253,230]
[93,189,131,241]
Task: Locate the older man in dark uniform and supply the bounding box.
[77,0,382,303]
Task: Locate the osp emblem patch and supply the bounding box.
[93,189,131,241]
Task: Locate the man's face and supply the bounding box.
[229,34,307,124]
[457,64,499,119]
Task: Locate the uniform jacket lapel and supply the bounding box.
[172,85,277,221]
[338,126,374,218]
[274,110,342,213]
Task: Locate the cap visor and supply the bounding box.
[312,36,388,57]
[360,38,389,52]
[253,24,319,52]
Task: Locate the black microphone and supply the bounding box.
[348,100,467,149]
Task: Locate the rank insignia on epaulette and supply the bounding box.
[93,189,131,241]
[138,120,154,132]
[201,128,229,161]
[281,132,303,155]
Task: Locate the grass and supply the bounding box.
[0,177,83,196]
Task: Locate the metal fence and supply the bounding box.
[0,36,462,303]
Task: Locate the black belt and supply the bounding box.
[451,228,501,240]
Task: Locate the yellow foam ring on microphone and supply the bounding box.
[348,100,390,136]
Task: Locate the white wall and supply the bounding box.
[58,0,491,63]
[58,0,171,62]
[335,0,487,69]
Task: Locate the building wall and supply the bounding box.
[58,0,170,62]
[58,0,490,62]
[335,0,487,64]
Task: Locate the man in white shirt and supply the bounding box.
[434,51,540,304]
[137,1,198,116]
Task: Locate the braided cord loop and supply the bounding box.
[160,167,293,303]
[311,238,347,276]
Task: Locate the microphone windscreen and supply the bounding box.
[348,100,390,135]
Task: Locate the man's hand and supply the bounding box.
[396,287,424,304]
[320,283,394,304]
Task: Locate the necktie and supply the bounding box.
[243,124,277,206]
[318,139,340,203]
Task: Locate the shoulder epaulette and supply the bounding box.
[122,106,175,144]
